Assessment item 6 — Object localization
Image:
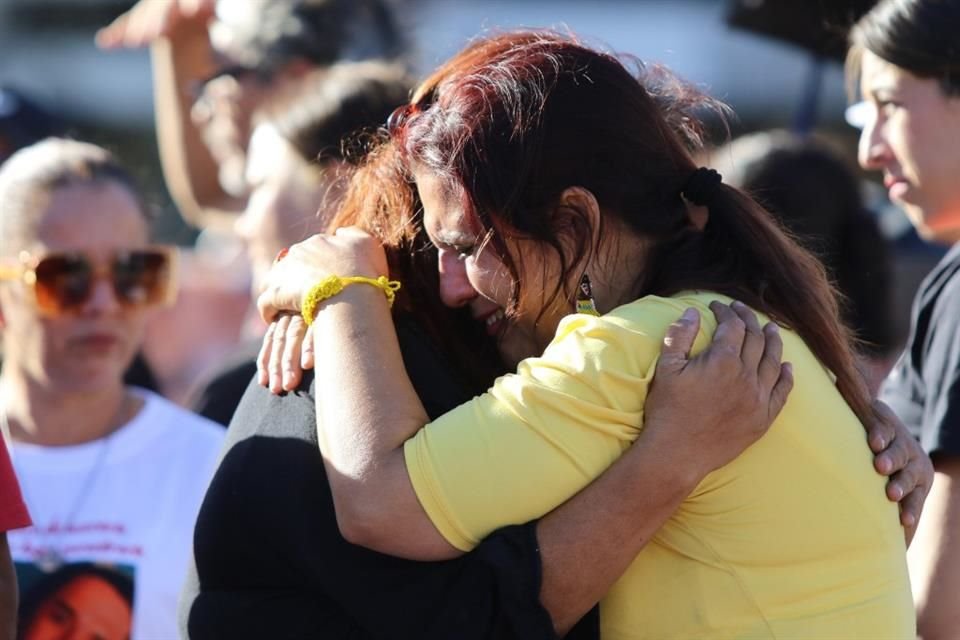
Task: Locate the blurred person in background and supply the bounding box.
[0,139,224,638]
[708,130,899,394]
[0,87,161,396]
[847,0,960,636]
[186,60,412,426]
[95,0,406,407]
[96,0,405,231]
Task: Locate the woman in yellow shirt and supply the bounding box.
[258,31,916,637]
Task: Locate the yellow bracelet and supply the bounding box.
[301,275,402,326]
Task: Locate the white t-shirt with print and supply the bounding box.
[8,388,224,640]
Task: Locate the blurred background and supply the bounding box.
[0,0,884,240]
[0,0,938,398]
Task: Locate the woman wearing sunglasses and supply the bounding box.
[0,138,225,639]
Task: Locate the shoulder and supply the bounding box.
[922,245,960,308]
[544,293,722,368]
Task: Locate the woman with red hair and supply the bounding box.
[260,31,920,637]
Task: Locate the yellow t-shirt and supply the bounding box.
[404,292,914,639]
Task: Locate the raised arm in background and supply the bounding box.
[98,0,246,230]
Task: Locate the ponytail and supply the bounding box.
[642,182,877,425]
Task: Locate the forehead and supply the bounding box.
[860,50,912,95]
[34,181,149,253]
[414,169,480,240]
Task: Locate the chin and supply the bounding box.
[50,359,130,393]
[51,376,124,396]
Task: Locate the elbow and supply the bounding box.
[335,509,379,548]
[330,487,395,551]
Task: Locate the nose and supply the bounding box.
[858,110,890,171]
[437,248,478,308]
[83,274,122,314]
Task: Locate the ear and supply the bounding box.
[685,200,709,231]
[556,186,602,258]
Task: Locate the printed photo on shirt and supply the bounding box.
[16,561,135,640]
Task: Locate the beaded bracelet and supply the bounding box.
[301,275,402,326]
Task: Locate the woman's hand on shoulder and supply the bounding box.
[641,301,793,483]
[257,313,314,394]
[255,227,385,393]
[865,400,934,545]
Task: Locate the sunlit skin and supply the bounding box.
[414,168,648,367]
[858,50,960,243]
[22,575,131,640]
[0,182,153,395]
[236,123,340,295]
[414,169,568,366]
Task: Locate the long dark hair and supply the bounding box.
[388,30,875,424]
[847,0,960,97]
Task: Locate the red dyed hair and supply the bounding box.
[384,30,875,424]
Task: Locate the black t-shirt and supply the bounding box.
[180,317,599,639]
[881,242,960,457]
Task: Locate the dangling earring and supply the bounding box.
[575,273,600,316]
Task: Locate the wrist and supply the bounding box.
[302,274,401,326]
[636,417,710,492]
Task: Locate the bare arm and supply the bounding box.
[257,233,792,560]
[0,534,17,640]
[909,455,960,639]
[97,0,243,230]
[258,229,933,544]
[258,229,450,556]
[150,32,245,229]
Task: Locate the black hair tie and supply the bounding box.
[682,167,723,206]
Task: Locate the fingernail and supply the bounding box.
[681,308,697,322]
[765,322,780,334]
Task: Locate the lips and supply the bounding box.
[884,175,909,201]
[883,174,904,189]
[70,333,120,352]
